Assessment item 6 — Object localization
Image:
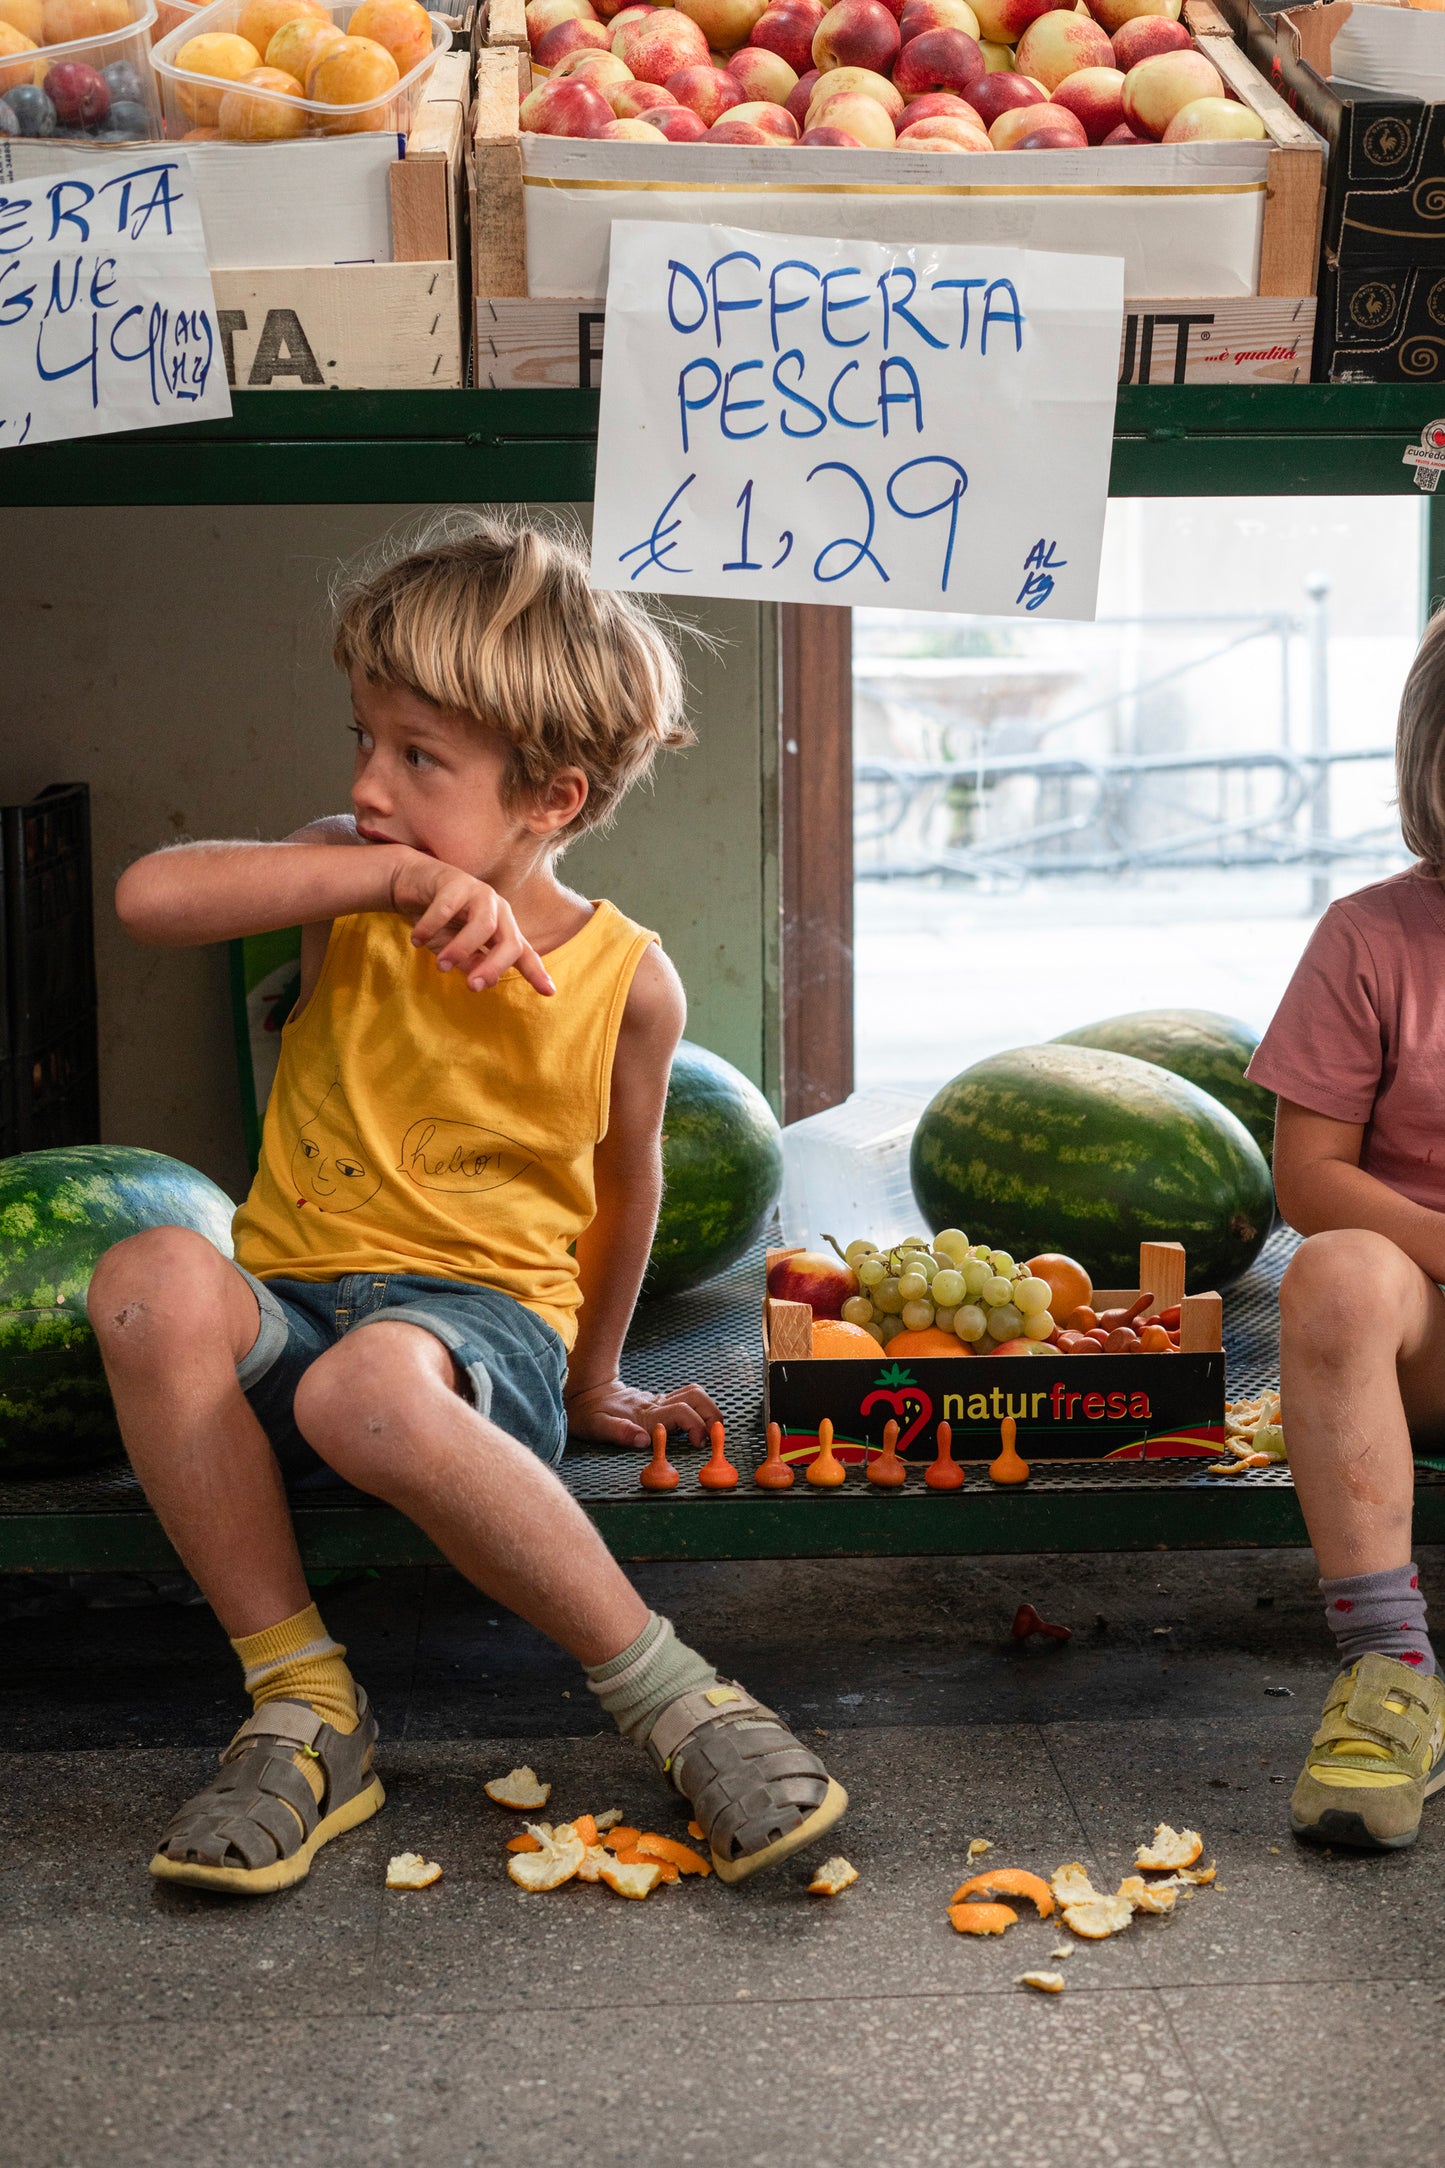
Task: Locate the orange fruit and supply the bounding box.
[218,63,306,135]
[886,1327,972,1358]
[810,1319,880,1359]
[40,0,126,40]
[265,11,343,77]
[345,0,432,74]
[305,29,398,99]
[0,0,42,43]
[236,0,329,60]
[172,30,263,121]
[0,20,38,89]
[1023,1252,1091,1319]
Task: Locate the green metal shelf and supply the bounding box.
[3,385,1445,506]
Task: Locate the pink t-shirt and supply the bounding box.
[1246,866,1445,1212]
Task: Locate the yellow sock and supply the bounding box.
[231,1602,359,1735]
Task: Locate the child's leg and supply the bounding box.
[1279,1229,1445,1849]
[290,1319,846,1880]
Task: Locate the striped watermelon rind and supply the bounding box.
[644,1041,783,1301]
[0,1146,236,1479]
[909,1043,1274,1293]
[1052,1008,1275,1166]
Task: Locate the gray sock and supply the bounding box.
[585,1612,720,1744]
[1321,1563,1436,1676]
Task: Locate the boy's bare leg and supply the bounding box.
[292,1320,647,1665]
[88,1227,310,1636]
[1279,1228,1445,1580]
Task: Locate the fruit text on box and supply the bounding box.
[0,148,231,452]
[590,220,1123,619]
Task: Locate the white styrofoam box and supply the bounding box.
[519,135,1272,302]
[780,1087,932,1258]
[1329,0,1445,100]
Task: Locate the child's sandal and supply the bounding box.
[149,1689,384,1896]
[646,1683,847,1884]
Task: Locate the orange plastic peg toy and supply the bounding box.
[989,1416,1030,1486]
[754,1422,795,1490]
[925,1419,966,1491]
[867,1418,906,1489]
[639,1423,679,1491]
[698,1419,739,1491]
[805,1417,847,1488]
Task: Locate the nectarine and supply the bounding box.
[747,0,822,71]
[1121,43,1220,136]
[1050,60,1123,138]
[798,118,859,138]
[893,23,984,91]
[519,70,612,126]
[1089,0,1179,32]
[806,60,900,115]
[1109,11,1188,66]
[812,81,893,138]
[677,0,767,46]
[811,0,899,73]
[1014,5,1110,87]
[726,40,795,96]
[989,93,1081,142]
[966,66,1044,123]
[596,111,665,132]
[534,14,612,62]
[1162,91,1264,138]
[649,97,708,131]
[614,5,708,79]
[608,73,674,110]
[730,92,797,131]
[897,110,989,143]
[664,58,742,118]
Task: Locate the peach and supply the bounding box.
[968,0,1051,41]
[550,42,631,78]
[766,1250,858,1315]
[1089,0,1179,30]
[346,0,432,72]
[306,29,398,102]
[172,31,263,122]
[39,0,126,39]
[1121,44,1219,135]
[1162,91,1264,138]
[806,61,900,115]
[988,93,1081,142]
[898,0,979,35]
[1100,115,1145,138]
[0,0,42,40]
[812,82,893,139]
[234,0,327,60]
[799,119,859,138]
[217,62,306,135]
[0,20,37,86]
[1110,11,1187,65]
[1014,6,1109,86]
[677,0,767,46]
[526,0,597,35]
[650,97,709,131]
[811,0,898,72]
[703,112,778,137]
[519,70,613,126]
[901,86,979,118]
[893,24,983,90]
[614,5,708,78]
[608,73,673,108]
[1050,59,1122,137]
[596,112,666,133]
[967,66,1042,123]
[897,110,989,142]
[534,14,612,62]
[784,59,817,113]
[264,12,342,76]
[726,40,796,96]
[664,59,742,117]
[729,92,797,130]
[748,0,822,70]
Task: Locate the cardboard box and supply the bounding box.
[762,1242,1227,1469]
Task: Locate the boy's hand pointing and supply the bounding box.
[390,854,556,996]
[564,1376,723,1450]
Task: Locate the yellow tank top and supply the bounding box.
[231,899,657,1349]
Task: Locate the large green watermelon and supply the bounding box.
[910,1044,1273,1293]
[0,1147,236,1479]
[644,1041,783,1300]
[1053,1009,1275,1165]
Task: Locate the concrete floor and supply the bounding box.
[4,1547,1443,2168]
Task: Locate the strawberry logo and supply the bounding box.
[861,1363,934,1456]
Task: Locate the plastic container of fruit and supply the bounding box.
[151,0,448,139]
[0,0,164,143]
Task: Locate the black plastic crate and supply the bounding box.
[1,783,99,1156]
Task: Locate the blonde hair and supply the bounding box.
[1397,607,1445,870]
[332,512,693,838]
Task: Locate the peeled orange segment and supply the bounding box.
[601,1825,642,1852]
[386,1851,442,1889]
[594,1808,624,1833]
[485,1766,551,1811]
[613,1847,678,1882]
[507,1826,585,1892]
[506,1832,543,1853]
[808,1856,858,1895]
[1016,1970,1066,1994]
[575,1845,612,1883]
[949,1868,1054,1918]
[1050,1862,1106,1907]
[1134,1823,1203,1871]
[598,1855,663,1899]
[1118,1874,1179,1916]
[635,1832,712,1876]
[948,1901,1018,1935]
[1062,1895,1134,1940]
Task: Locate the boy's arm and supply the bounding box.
[1274,1099,1445,1284]
[565,946,723,1449]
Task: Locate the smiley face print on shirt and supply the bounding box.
[291,1079,382,1213]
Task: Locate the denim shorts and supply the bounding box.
[231,1265,569,1485]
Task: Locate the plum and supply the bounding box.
[47,59,109,126]
[4,82,55,132]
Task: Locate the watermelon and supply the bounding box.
[1053,1008,1275,1165]
[0,1147,236,1479]
[644,1041,783,1300]
[910,1044,1273,1293]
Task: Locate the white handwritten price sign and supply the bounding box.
[591,222,1123,619]
[0,150,230,453]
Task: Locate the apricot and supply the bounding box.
[346,0,431,74]
[263,12,342,80]
[218,61,306,134]
[0,19,39,88]
[235,0,329,63]
[305,29,398,109]
[0,0,43,42]
[172,30,262,122]
[40,0,127,41]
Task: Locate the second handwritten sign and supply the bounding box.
[591,223,1124,620]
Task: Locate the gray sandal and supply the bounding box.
[647,1683,847,1884]
[149,1690,385,1896]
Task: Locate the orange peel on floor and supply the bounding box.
[1135,1823,1204,1871]
[808,1857,858,1896]
[1179,1863,1216,1885]
[506,1832,543,1853]
[1118,1874,1178,1917]
[506,1825,585,1892]
[1061,1894,1134,1940]
[485,1767,551,1811]
[1016,1970,1066,1994]
[575,1846,613,1883]
[598,1855,663,1900]
[949,1868,1054,1919]
[635,1833,712,1876]
[688,1820,706,1841]
[570,1814,600,1849]
[385,1852,442,1890]
[601,1825,642,1853]
[966,1837,993,1861]
[948,1901,1019,1935]
[594,1808,624,1834]
[1051,1862,1107,1907]
[612,1847,679,1882]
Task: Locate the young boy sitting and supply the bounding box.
[90,515,846,1894]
